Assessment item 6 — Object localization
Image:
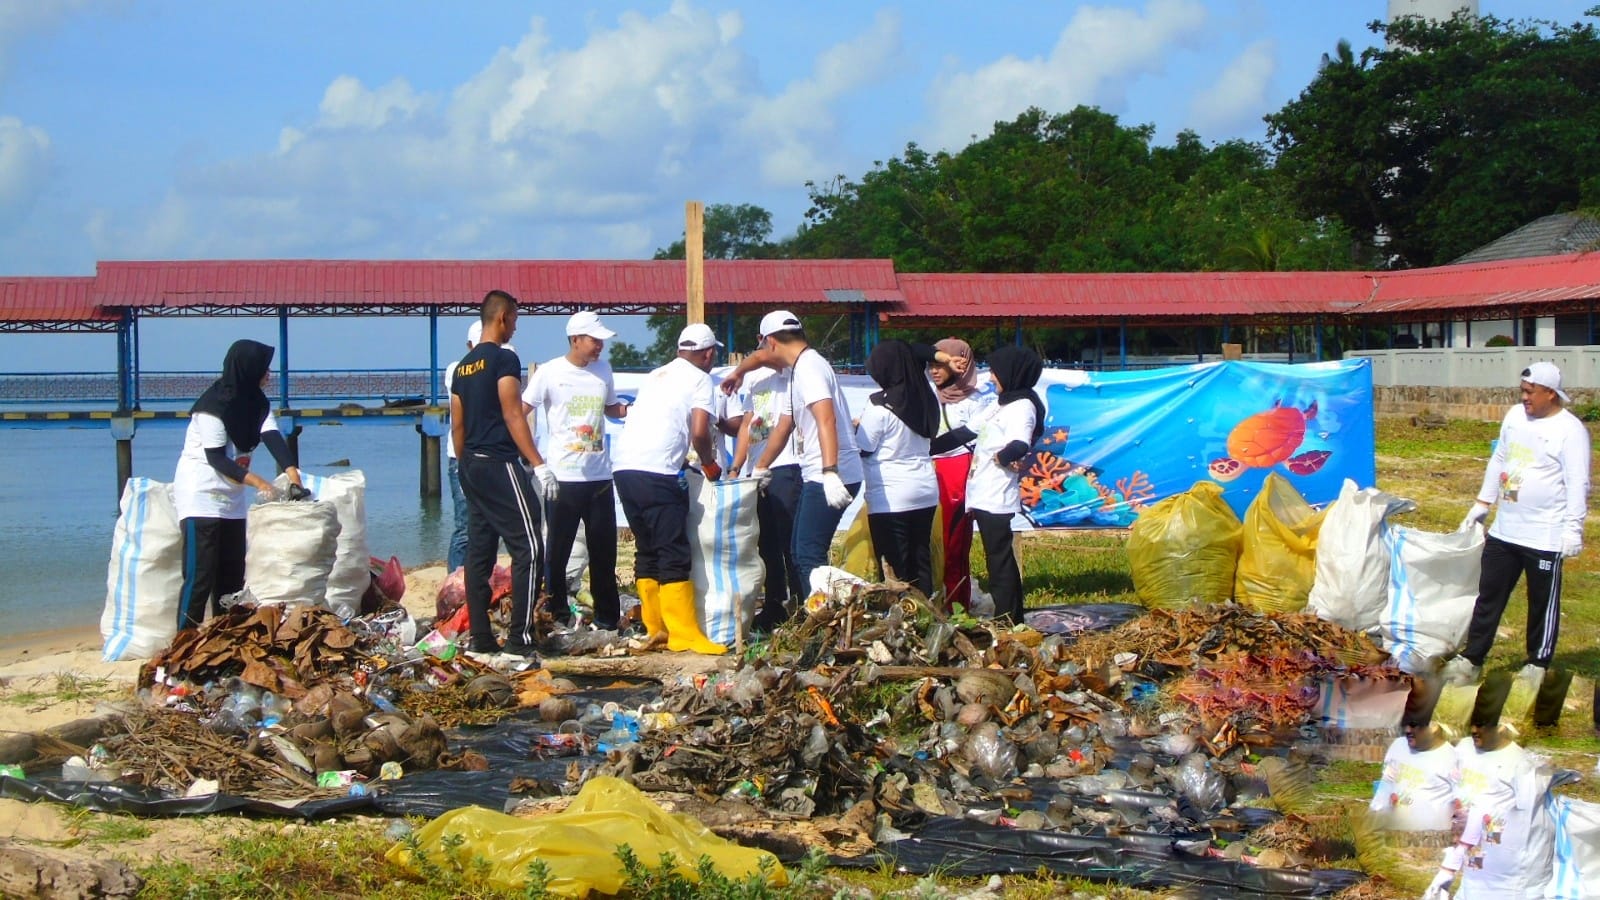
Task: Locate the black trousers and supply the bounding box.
[973,509,1024,622]
[869,506,936,599]
[614,470,692,583]
[178,516,246,630]
[757,465,803,614]
[1463,534,1564,667]
[458,454,544,650]
[546,479,621,627]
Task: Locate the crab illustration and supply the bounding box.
[1208,399,1331,482]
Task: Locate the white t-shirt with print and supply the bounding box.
[781,349,864,484]
[522,356,618,482]
[1479,404,1591,552]
[612,357,715,477]
[933,393,994,459]
[966,399,1036,515]
[1369,737,1457,832]
[173,411,280,520]
[856,403,937,513]
[740,367,797,473]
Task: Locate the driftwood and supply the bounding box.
[0,839,142,899]
[0,707,131,765]
[540,653,734,682]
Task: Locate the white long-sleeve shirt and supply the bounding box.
[1477,404,1591,552]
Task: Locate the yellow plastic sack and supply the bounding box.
[839,502,879,582]
[386,776,786,897]
[1127,481,1243,608]
[1235,473,1327,613]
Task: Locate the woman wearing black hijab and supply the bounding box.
[965,345,1045,622]
[855,340,962,599]
[172,340,303,630]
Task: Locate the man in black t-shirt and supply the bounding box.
[450,289,548,657]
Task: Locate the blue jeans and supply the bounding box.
[791,478,860,589]
[448,457,469,573]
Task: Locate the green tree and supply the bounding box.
[1267,11,1600,267]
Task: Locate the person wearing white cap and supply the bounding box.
[443,319,514,574]
[609,322,727,653]
[520,310,628,630]
[720,310,862,593]
[451,290,546,658]
[1442,360,1591,685]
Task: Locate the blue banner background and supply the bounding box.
[1021,359,1376,527]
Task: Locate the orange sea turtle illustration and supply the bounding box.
[1208,399,1331,482]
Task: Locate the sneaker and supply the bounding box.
[1440,656,1482,686]
[1517,662,1548,687]
[500,642,540,661]
[467,638,501,654]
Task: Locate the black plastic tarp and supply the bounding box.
[840,817,1366,898]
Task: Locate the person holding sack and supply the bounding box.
[173,339,304,631]
[964,345,1045,622]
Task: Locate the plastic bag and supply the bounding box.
[244,499,340,606]
[686,473,763,646]
[839,501,878,582]
[1235,473,1326,613]
[101,478,182,661]
[1307,478,1415,631]
[1127,481,1242,608]
[962,722,1018,780]
[386,776,786,896]
[291,471,370,619]
[1380,524,1483,674]
[435,564,512,620]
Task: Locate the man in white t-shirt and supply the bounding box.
[722,310,862,590]
[1443,361,1591,686]
[610,323,727,654]
[521,311,628,630]
[731,320,804,630]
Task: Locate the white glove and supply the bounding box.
[1423,866,1455,899]
[752,467,773,495]
[1563,533,1583,559]
[1459,502,1490,532]
[822,471,852,510]
[533,464,559,502]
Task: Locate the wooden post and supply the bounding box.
[685,201,705,325]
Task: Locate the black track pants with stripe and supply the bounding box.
[1462,534,1564,667]
[458,454,545,650]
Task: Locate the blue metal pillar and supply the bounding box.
[722,307,736,353]
[1014,317,1023,347]
[427,305,440,404]
[115,309,134,414]
[1287,325,1295,363]
[865,305,878,356]
[1118,318,1128,370]
[1222,320,1231,344]
[277,309,291,409]
[1313,317,1323,361]
[1588,301,1595,345]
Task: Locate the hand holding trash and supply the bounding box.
[533,464,559,502]
[1422,844,1464,900]
[285,483,313,502]
[1458,501,1489,532]
[822,471,851,509]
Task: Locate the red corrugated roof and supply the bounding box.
[0,277,108,321]
[1362,253,1600,314]
[94,259,902,309]
[889,271,1377,321]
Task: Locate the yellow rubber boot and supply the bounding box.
[636,578,667,647]
[659,580,727,655]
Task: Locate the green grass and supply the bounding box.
[1,672,122,707]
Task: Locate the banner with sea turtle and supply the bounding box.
[1020,358,1375,527]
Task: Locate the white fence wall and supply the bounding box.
[1347,347,1600,387]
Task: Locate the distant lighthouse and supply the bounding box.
[1386,0,1478,24]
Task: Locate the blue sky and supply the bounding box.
[0,0,1590,374]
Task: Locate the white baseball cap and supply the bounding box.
[467,320,482,344]
[1522,361,1571,404]
[759,310,802,338]
[566,310,617,340]
[677,323,723,351]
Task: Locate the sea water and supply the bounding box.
[0,418,447,632]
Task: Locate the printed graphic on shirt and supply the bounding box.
[748,387,780,443]
[562,394,605,454]
[1499,440,1535,503]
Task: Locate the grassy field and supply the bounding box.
[58,415,1600,897]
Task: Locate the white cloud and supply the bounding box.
[0,116,51,230]
[1187,39,1276,135]
[88,1,897,261]
[925,0,1209,151]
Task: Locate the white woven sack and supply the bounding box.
[101,478,183,661]
[687,473,763,646]
[245,499,340,606]
[294,471,369,618]
[1308,479,1415,631]
[1547,794,1600,900]
[1380,524,1483,674]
